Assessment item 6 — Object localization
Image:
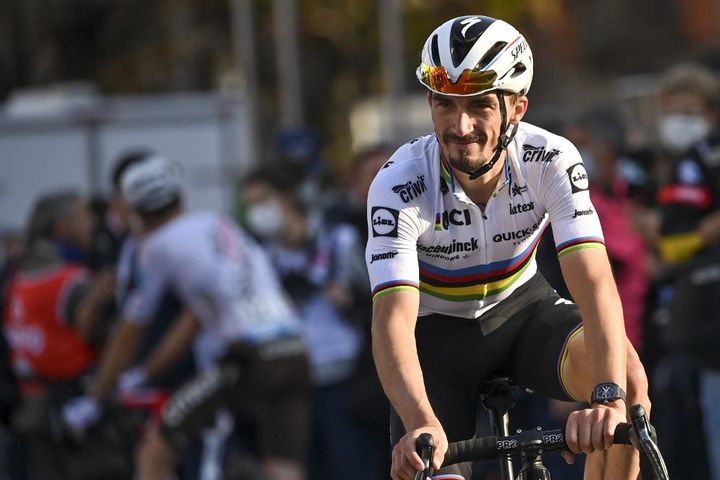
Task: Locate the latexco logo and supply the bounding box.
[567,163,589,193]
[371,206,399,237]
[509,201,534,215]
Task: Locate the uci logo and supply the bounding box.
[435,209,471,230]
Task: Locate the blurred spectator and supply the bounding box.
[63,156,310,480]
[0,230,24,479]
[650,62,720,480]
[564,106,650,353]
[329,144,395,477]
[241,166,369,480]
[1,190,109,479]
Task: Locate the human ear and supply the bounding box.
[509,95,529,123]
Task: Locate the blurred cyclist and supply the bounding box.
[63,156,310,480]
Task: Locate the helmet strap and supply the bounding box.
[468,91,518,180]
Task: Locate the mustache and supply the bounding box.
[444,133,485,143]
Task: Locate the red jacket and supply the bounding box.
[3,264,96,385]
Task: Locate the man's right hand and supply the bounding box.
[61,395,102,440]
[391,424,448,480]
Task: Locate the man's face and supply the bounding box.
[56,197,95,251]
[429,92,525,176]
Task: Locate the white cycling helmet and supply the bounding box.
[417,15,533,97]
[121,155,182,213]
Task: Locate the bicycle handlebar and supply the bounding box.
[415,404,669,480]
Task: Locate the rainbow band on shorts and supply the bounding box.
[557,322,585,401]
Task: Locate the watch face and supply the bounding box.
[595,384,618,399]
[592,383,625,404]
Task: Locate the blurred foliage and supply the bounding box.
[0,0,707,170]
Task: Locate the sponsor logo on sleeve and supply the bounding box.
[572,208,595,218]
[371,207,400,237]
[522,144,561,163]
[370,251,399,263]
[392,175,427,203]
[567,163,589,193]
[572,207,595,218]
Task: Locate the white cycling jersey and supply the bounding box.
[123,211,300,350]
[365,122,605,319]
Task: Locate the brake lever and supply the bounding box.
[415,433,435,480]
[629,404,670,480]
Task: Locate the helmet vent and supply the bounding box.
[475,41,507,70]
[430,35,441,66]
[511,63,527,76]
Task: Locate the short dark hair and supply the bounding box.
[135,195,182,223]
[111,149,156,190]
[659,63,720,112]
[241,166,297,194]
[26,190,81,246]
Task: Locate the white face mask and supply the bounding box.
[245,199,286,240]
[657,114,711,154]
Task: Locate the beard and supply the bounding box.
[442,132,490,175]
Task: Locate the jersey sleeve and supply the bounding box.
[365,167,424,301]
[536,139,605,257]
[121,238,171,326]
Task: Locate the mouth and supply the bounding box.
[445,134,484,147]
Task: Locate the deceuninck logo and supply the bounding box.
[371,206,400,237]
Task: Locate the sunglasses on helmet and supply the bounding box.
[417,64,498,95]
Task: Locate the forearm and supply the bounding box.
[89,321,145,401]
[372,294,438,430]
[561,249,628,397]
[575,277,627,393]
[142,309,199,380]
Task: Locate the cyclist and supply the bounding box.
[63,156,310,480]
[365,15,651,480]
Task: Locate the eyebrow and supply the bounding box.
[432,92,497,105]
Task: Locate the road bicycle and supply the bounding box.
[415,378,669,480]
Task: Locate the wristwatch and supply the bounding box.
[591,382,626,405]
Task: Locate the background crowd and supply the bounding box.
[3,1,720,479]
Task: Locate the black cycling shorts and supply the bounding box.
[158,335,310,462]
[390,273,583,478]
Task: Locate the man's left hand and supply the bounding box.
[563,402,627,462]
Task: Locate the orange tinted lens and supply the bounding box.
[420,65,497,95]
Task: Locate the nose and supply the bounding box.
[452,110,474,137]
